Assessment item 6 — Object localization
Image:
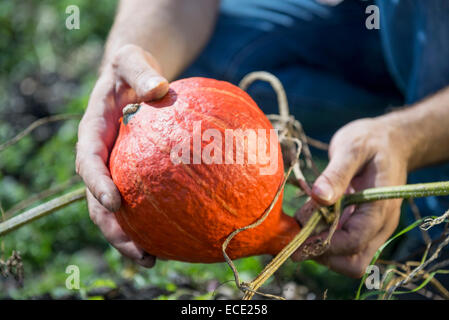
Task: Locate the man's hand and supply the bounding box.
[76,44,169,267]
[293,117,409,278]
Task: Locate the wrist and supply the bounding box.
[376,109,421,171]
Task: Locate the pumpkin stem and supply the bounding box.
[122,103,141,125]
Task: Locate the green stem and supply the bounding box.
[343,181,449,207]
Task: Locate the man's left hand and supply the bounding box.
[293,117,409,278]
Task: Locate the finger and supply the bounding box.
[312,139,371,205]
[338,185,356,227]
[316,249,373,279]
[112,44,169,102]
[87,190,156,268]
[76,79,122,212]
[315,199,401,278]
[295,187,355,228]
[324,201,386,256]
[322,156,404,256]
[317,223,394,278]
[322,167,403,256]
[338,204,355,227]
[292,200,386,263]
[76,127,121,212]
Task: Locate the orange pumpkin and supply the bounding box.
[109,77,300,263]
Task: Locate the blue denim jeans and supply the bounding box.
[181,0,449,255]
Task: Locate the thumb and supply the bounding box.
[112,44,169,102]
[312,145,366,205]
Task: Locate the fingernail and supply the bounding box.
[138,252,155,268]
[313,181,334,202]
[100,193,120,212]
[147,77,166,90]
[141,252,150,260]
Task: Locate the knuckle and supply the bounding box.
[347,251,373,278]
[350,241,365,255]
[335,256,369,279]
[348,141,363,159]
[120,43,140,54]
[109,224,127,244]
[112,44,141,69]
[347,139,368,164]
[133,68,150,86]
[338,232,365,255]
[324,169,347,189]
[358,202,385,223]
[96,189,105,201]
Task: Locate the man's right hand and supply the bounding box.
[76,44,169,267]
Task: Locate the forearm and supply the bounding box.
[381,86,449,171]
[102,0,219,80]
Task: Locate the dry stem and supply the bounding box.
[4,176,82,219]
[242,209,323,300]
[0,114,81,152]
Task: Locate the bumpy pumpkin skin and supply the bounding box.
[109,77,301,263]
